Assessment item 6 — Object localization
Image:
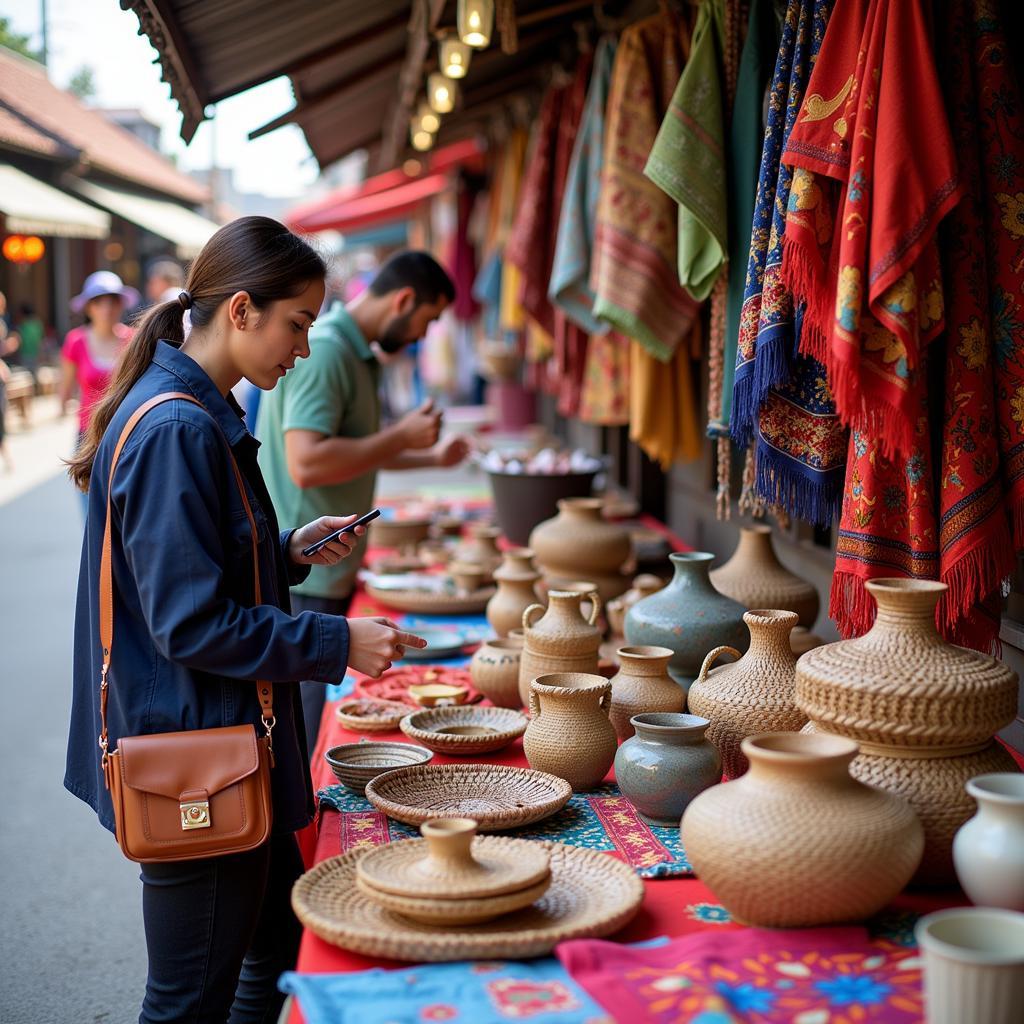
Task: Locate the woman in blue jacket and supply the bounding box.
[64,217,424,1023]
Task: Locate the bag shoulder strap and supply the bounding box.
[98,392,275,769]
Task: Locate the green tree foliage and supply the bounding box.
[0,17,42,62]
[67,65,97,101]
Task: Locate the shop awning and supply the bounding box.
[0,164,110,239]
[68,180,220,258]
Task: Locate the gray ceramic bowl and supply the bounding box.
[324,741,433,794]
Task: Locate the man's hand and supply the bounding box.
[432,435,471,468]
[397,399,443,450]
[288,514,364,566]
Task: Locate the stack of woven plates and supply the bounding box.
[355,818,551,926]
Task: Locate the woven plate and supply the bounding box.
[335,698,410,733]
[364,764,572,831]
[365,582,496,616]
[292,841,644,961]
[400,707,528,755]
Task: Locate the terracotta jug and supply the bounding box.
[609,646,684,740]
[607,574,665,637]
[518,590,602,706]
[688,609,805,778]
[624,552,748,696]
[487,548,541,637]
[710,525,820,627]
[796,579,1020,884]
[529,498,631,602]
[681,733,924,927]
[524,673,618,791]
[469,638,523,709]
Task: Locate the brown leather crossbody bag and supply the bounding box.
[98,393,274,863]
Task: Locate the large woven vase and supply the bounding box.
[624,552,748,696]
[529,498,631,602]
[518,590,603,706]
[795,578,1020,885]
[487,548,541,637]
[608,646,684,740]
[710,525,819,628]
[688,609,805,778]
[681,732,924,927]
[524,673,618,791]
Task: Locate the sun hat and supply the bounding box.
[70,271,141,314]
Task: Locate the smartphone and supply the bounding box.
[300,508,382,557]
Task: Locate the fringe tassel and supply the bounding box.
[730,371,757,448]
[1012,495,1024,552]
[829,570,881,638]
[738,444,765,518]
[755,449,843,528]
[750,336,792,411]
[781,234,831,364]
[716,435,732,520]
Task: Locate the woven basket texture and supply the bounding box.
[291,841,644,961]
[364,764,572,830]
[335,699,411,733]
[519,591,603,704]
[399,706,528,755]
[324,742,432,793]
[688,610,805,778]
[608,646,683,741]
[364,583,496,616]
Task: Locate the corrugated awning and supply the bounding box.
[68,180,220,258]
[0,164,110,239]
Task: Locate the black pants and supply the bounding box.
[139,832,304,1024]
[290,592,353,755]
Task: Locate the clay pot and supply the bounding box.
[469,639,524,710]
[710,525,820,627]
[608,646,684,741]
[450,561,490,594]
[518,590,603,707]
[790,626,824,656]
[681,732,924,927]
[530,498,631,602]
[795,579,1020,884]
[487,548,541,637]
[455,524,503,574]
[624,552,748,696]
[614,713,721,826]
[606,574,665,637]
[524,673,617,791]
[688,609,805,779]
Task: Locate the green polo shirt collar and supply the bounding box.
[322,302,374,361]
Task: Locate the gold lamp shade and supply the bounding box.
[458,0,494,49]
[440,37,471,79]
[428,72,457,114]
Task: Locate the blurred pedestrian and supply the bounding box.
[0,291,13,471]
[145,257,185,304]
[14,302,44,380]
[256,251,471,751]
[63,216,425,1024]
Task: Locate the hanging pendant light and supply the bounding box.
[428,72,457,114]
[417,100,441,134]
[440,37,471,79]
[458,0,494,49]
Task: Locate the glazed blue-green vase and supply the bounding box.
[614,713,721,826]
[624,552,748,695]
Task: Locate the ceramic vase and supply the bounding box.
[469,639,524,710]
[455,524,503,574]
[687,609,805,778]
[606,574,665,637]
[681,732,924,927]
[614,713,721,825]
[487,548,541,637]
[795,578,1020,884]
[608,646,684,740]
[624,552,748,696]
[518,590,602,706]
[953,774,1024,911]
[790,626,825,656]
[524,673,617,791]
[710,525,820,627]
[530,498,631,602]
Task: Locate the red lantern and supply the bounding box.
[2,235,45,263]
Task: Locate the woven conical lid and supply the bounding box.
[356,819,551,899]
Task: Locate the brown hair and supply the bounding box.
[67,216,326,491]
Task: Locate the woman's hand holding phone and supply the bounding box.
[347,618,427,677]
[289,514,365,566]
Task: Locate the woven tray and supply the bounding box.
[399,706,528,755]
[335,698,411,733]
[355,667,477,706]
[292,841,644,961]
[364,764,572,831]
[365,582,496,616]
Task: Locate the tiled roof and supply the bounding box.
[0,47,208,204]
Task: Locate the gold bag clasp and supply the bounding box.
[180,800,211,830]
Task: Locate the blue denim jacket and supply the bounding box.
[64,342,350,836]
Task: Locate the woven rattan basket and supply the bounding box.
[335,698,410,733]
[365,582,496,616]
[399,706,528,755]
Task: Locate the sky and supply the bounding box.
[1,0,319,198]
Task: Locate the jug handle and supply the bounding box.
[585,592,603,626]
[523,603,545,630]
[697,646,741,683]
[528,686,541,720]
[599,685,612,716]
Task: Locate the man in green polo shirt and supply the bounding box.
[257,251,469,749]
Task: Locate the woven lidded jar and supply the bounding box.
[688,609,805,779]
[681,733,924,927]
[710,525,819,628]
[518,590,602,706]
[608,646,684,741]
[795,578,1020,884]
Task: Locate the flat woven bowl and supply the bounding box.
[324,742,433,794]
[400,706,529,755]
[364,764,572,831]
[365,583,496,616]
[335,698,411,733]
[293,841,644,961]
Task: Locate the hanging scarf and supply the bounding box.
[448,176,480,323]
[497,130,529,339]
[781,0,963,461]
[580,331,631,425]
[591,9,700,363]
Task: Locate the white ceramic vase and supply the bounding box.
[953,773,1024,911]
